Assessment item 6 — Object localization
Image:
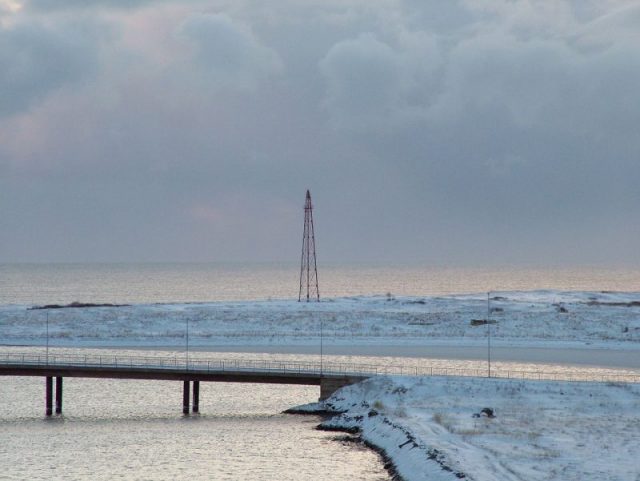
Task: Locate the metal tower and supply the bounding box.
[299,190,320,302]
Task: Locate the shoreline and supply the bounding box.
[320,429,407,481]
[288,374,640,481]
[283,405,408,481]
[286,400,466,481]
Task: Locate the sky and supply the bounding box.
[1,0,640,265]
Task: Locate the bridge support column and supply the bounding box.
[192,381,199,413]
[45,377,53,416]
[55,377,63,414]
[320,377,363,401]
[182,381,190,415]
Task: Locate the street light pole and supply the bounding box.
[320,316,323,377]
[487,292,491,378]
[46,311,49,365]
[186,317,189,370]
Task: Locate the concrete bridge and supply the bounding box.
[0,353,373,415]
[2,352,638,416]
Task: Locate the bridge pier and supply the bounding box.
[320,376,362,400]
[55,377,63,414]
[182,381,190,414]
[45,377,53,416]
[193,381,199,413]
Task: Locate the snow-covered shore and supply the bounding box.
[2,290,640,350]
[295,375,640,481]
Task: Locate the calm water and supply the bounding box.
[0,373,389,481]
[2,262,640,305]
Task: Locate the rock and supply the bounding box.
[480,408,495,418]
[470,319,497,326]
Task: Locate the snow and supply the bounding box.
[315,375,640,481]
[2,290,640,349]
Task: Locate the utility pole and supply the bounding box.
[186,317,189,370]
[46,311,49,365]
[320,316,323,377]
[487,292,491,378]
[298,190,320,302]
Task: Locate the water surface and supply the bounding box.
[0,374,389,481]
[2,262,640,305]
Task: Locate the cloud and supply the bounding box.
[24,0,168,11]
[1,0,640,264]
[319,29,443,131]
[319,34,401,130]
[0,0,21,15]
[317,0,640,140]
[176,13,283,91]
[427,12,640,138]
[0,19,101,117]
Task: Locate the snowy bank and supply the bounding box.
[2,290,640,349]
[306,376,640,481]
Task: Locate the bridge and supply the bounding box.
[1,352,638,416]
[0,352,373,415]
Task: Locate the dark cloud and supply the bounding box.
[0,20,101,117]
[319,34,403,131]
[176,13,283,90]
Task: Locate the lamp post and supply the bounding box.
[487,292,491,378]
[320,316,324,377]
[46,311,49,365]
[185,317,189,370]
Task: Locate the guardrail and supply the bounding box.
[1,352,639,383]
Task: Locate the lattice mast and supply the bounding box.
[299,190,320,302]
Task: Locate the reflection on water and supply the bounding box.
[0,372,389,481]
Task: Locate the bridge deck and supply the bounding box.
[0,353,369,384]
[1,352,639,383]
[1,352,638,416]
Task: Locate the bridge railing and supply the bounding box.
[0,352,638,383]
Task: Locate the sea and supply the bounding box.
[1,262,639,480]
[2,262,640,305]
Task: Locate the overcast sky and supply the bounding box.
[1,0,639,265]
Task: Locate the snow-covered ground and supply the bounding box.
[307,375,640,481]
[2,290,640,349]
